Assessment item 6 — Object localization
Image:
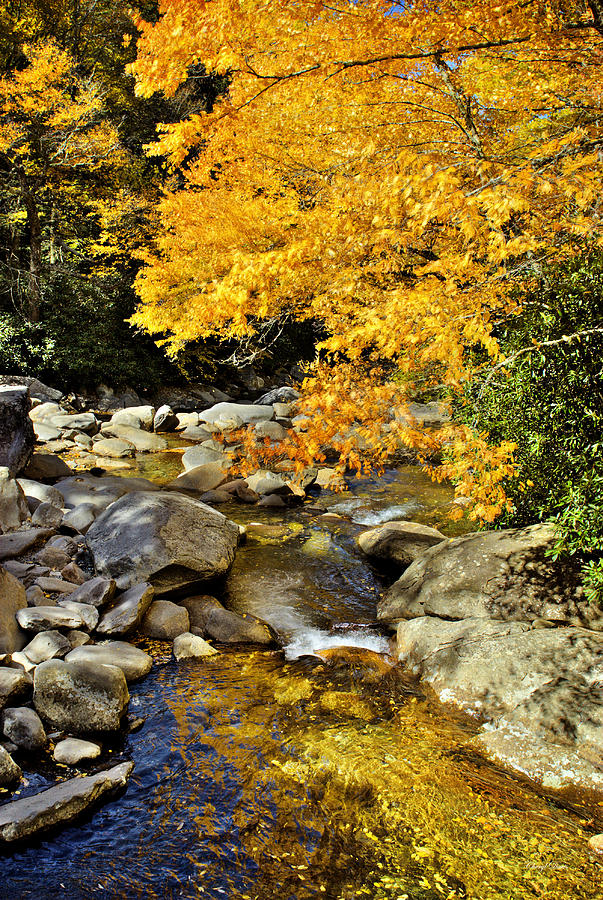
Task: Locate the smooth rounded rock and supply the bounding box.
[141,600,189,641]
[53,737,101,765]
[23,630,71,664]
[0,745,21,786]
[2,707,46,752]
[0,567,27,653]
[68,576,116,609]
[173,632,218,660]
[66,642,152,682]
[34,659,129,733]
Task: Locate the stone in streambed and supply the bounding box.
[68,576,116,609]
[200,402,274,426]
[92,438,135,459]
[16,606,85,633]
[60,562,87,585]
[0,745,21,786]
[0,760,134,841]
[61,503,98,534]
[23,630,71,663]
[0,469,29,531]
[0,385,34,476]
[57,600,98,631]
[173,632,217,660]
[2,707,46,752]
[181,595,275,645]
[33,577,79,595]
[53,737,101,765]
[0,567,27,653]
[35,546,72,569]
[167,462,227,494]
[31,501,63,529]
[0,669,32,709]
[101,424,167,453]
[0,528,53,561]
[23,453,73,481]
[358,520,446,570]
[110,406,155,431]
[49,413,97,434]
[34,659,129,733]
[18,479,63,512]
[154,405,178,433]
[66,642,152,682]
[96,582,154,636]
[181,446,231,472]
[87,492,240,593]
[140,600,189,641]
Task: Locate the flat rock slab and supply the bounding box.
[55,474,159,511]
[17,607,84,633]
[0,761,134,842]
[358,520,446,570]
[0,528,53,561]
[93,438,135,459]
[66,642,152,682]
[23,630,71,663]
[200,402,274,426]
[35,577,79,595]
[68,576,116,609]
[87,491,240,593]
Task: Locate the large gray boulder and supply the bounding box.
[66,641,152,682]
[0,761,133,842]
[358,520,446,570]
[87,491,240,593]
[0,376,61,403]
[0,567,27,653]
[0,386,34,476]
[255,387,299,405]
[34,659,129,732]
[395,616,603,793]
[110,405,155,431]
[200,402,274,426]
[55,473,159,512]
[22,453,73,481]
[378,524,587,626]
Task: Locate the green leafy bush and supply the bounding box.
[462,250,603,600]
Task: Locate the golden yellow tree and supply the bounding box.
[129,0,603,519]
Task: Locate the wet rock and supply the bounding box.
[53,737,101,765]
[0,669,32,709]
[23,453,73,481]
[34,577,79,595]
[34,659,129,733]
[31,501,63,529]
[87,492,240,593]
[16,607,84,633]
[379,524,586,625]
[181,595,275,645]
[358,520,446,570]
[588,834,603,854]
[0,745,21,786]
[66,642,152,682]
[154,405,178,433]
[257,494,286,508]
[23,630,71,663]
[96,583,154,636]
[0,385,35,476]
[173,632,218,660]
[0,567,27,653]
[140,600,189,641]
[0,469,29,531]
[92,438,135,459]
[110,406,155,431]
[201,489,231,504]
[57,600,98,631]
[0,760,134,841]
[167,462,228,494]
[68,576,116,609]
[2,707,46,752]
[101,424,167,453]
[0,528,53,561]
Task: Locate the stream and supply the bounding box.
[2,465,601,899]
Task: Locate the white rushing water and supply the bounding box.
[284,626,391,660]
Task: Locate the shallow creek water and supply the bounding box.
[2,465,602,898]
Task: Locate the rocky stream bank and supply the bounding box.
[0,377,601,885]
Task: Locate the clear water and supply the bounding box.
[2,462,601,899]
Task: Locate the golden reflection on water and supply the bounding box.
[135,647,602,900]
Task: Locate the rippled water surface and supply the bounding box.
[2,463,601,898]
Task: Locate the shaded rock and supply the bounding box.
[55,473,158,511]
[0,376,62,404]
[68,576,116,609]
[110,405,155,431]
[2,707,46,751]
[58,600,98,631]
[0,528,53,561]
[26,585,46,606]
[358,520,446,570]
[87,492,240,593]
[173,632,217,660]
[49,413,97,434]
[61,504,98,534]
[0,386,35,476]
[167,462,228,494]
[154,405,178,433]
[93,438,134,459]
[66,642,152,682]
[17,606,84,633]
[0,469,29,531]
[0,745,21,786]
[255,387,299,405]
[18,479,63,511]
[201,489,231,504]
[34,577,79,595]
[35,546,71,569]
[60,562,87,585]
[140,600,189,641]
[23,630,71,663]
[258,494,286,508]
[23,453,73,481]
[96,582,154,636]
[31,501,63,529]
[0,760,133,842]
[379,524,586,625]
[34,659,129,732]
[200,402,274,426]
[181,595,275,645]
[46,534,78,555]
[0,567,27,653]
[4,560,47,585]
[53,737,101,765]
[0,669,32,709]
[101,424,167,453]
[181,446,231,472]
[253,420,287,441]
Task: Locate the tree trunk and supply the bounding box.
[17,170,42,323]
